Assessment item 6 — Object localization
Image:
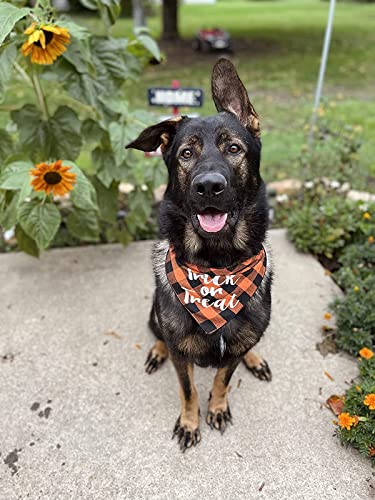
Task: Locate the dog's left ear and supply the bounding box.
[211,58,260,138]
[125,116,185,152]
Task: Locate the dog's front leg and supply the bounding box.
[206,359,240,434]
[171,354,201,452]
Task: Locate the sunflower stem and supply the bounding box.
[13,62,33,87]
[31,70,49,121]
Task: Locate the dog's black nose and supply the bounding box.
[191,173,227,198]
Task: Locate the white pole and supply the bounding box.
[308,0,336,145]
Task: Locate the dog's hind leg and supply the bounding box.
[206,359,240,434]
[242,350,272,382]
[145,295,169,374]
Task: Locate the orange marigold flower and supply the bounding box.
[364,394,375,410]
[338,412,356,430]
[359,347,374,360]
[30,160,76,197]
[363,212,371,220]
[369,447,375,457]
[324,312,332,320]
[21,23,70,65]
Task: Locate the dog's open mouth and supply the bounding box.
[196,209,228,233]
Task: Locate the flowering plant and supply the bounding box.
[0,0,161,255]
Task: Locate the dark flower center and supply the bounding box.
[44,171,62,185]
[34,30,54,48]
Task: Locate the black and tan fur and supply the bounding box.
[126,58,272,452]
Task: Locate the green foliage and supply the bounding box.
[334,240,375,290]
[332,275,375,355]
[300,114,363,184]
[285,184,361,259]
[0,0,162,256]
[337,357,375,466]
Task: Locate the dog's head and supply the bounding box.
[126,58,267,264]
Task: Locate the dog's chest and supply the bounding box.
[152,240,271,366]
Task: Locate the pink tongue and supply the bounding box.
[197,213,228,233]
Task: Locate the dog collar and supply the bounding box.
[165,245,267,334]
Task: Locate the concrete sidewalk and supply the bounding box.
[0,229,372,499]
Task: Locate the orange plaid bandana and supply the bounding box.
[165,245,267,334]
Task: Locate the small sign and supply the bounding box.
[148,87,204,108]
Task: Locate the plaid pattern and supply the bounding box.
[165,245,267,334]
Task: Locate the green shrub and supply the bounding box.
[300,112,363,184]
[334,240,375,290]
[332,275,375,355]
[286,193,359,259]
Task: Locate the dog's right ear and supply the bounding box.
[125,116,185,152]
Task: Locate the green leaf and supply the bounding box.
[0,4,30,44]
[82,119,105,144]
[0,160,33,190]
[50,106,82,160]
[78,0,98,11]
[92,146,117,188]
[0,129,13,164]
[0,191,19,230]
[92,37,133,84]
[67,208,100,242]
[15,224,39,257]
[59,18,90,41]
[11,105,82,161]
[0,42,17,103]
[18,200,61,250]
[93,178,118,223]
[62,36,93,74]
[61,160,98,212]
[108,121,130,167]
[99,0,121,27]
[136,34,161,62]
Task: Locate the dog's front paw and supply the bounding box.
[206,405,232,434]
[172,416,201,452]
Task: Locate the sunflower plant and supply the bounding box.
[0,0,162,256]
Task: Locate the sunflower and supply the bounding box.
[21,23,70,65]
[30,160,76,197]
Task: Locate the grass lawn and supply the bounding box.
[79,0,375,189]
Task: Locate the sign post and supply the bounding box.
[145,81,204,157]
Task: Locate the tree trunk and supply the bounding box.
[132,0,147,28]
[162,0,179,41]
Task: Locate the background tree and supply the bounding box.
[162,0,179,41]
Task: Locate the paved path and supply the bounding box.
[0,229,372,499]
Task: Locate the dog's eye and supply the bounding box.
[228,144,241,154]
[181,148,193,159]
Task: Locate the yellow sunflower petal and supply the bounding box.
[24,23,37,35]
[21,41,33,56]
[29,29,42,44]
[39,30,46,49]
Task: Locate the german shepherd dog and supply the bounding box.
[126,58,272,452]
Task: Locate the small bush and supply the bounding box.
[332,275,375,355]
